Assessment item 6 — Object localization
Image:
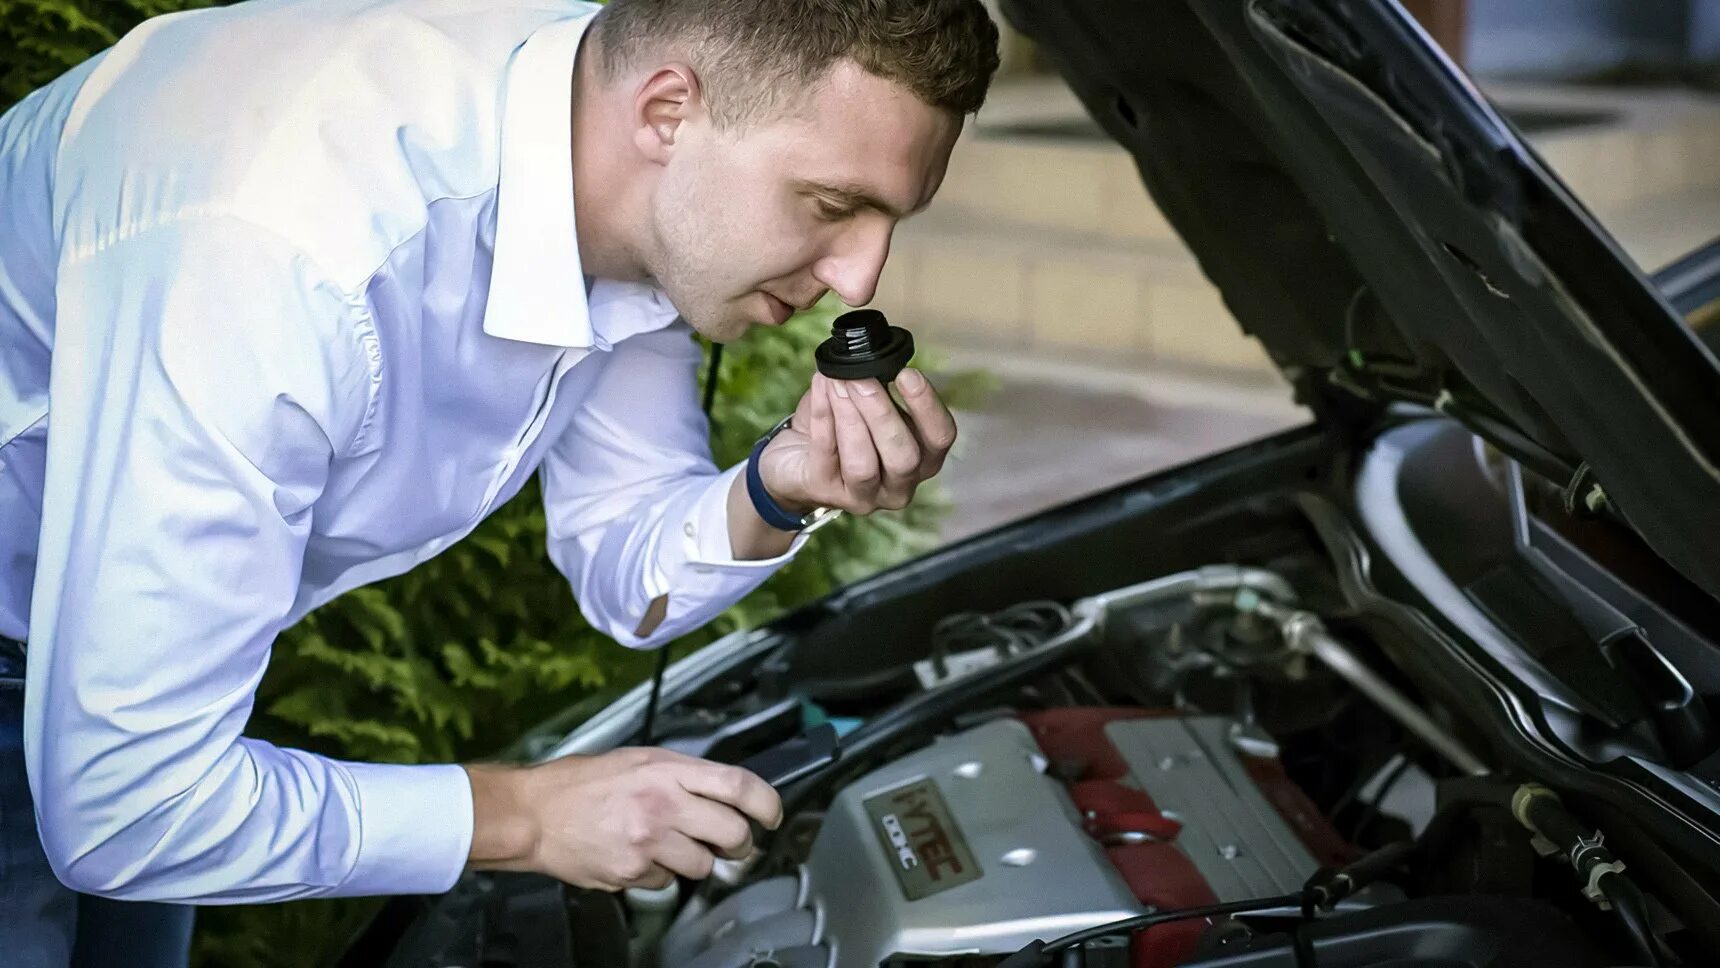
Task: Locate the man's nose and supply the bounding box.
[812,220,893,308]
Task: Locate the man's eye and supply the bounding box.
[813,199,851,221]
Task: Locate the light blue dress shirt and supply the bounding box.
[0,0,806,904]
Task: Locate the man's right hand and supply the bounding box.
[463,747,783,891]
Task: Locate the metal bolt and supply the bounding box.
[1102,831,1161,846]
[1219,844,1243,860]
[1001,848,1037,867]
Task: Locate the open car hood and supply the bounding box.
[1000,0,1720,601]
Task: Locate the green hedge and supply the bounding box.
[1,0,214,105]
[2,3,988,964]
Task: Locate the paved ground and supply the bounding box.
[927,348,1308,543]
[919,172,1718,545]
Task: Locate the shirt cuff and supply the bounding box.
[700,463,814,563]
[650,464,810,591]
[338,761,474,896]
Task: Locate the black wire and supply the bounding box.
[701,342,725,426]
[1035,893,1304,955]
[1600,873,1665,968]
[639,340,725,747]
[1351,755,1414,841]
[640,647,671,745]
[912,600,1075,691]
[1066,667,1108,705]
[1017,862,1419,967]
[929,601,1073,661]
[1292,921,1318,968]
[776,609,1093,830]
[1329,745,1404,820]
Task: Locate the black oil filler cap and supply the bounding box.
[815,309,914,383]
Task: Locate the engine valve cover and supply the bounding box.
[1068,712,1331,900]
[806,718,1142,965]
[673,712,1350,968]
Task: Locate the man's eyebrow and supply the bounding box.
[798,181,927,218]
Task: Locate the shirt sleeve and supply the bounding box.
[26,217,473,903]
[538,322,810,649]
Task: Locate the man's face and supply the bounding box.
[644,60,962,343]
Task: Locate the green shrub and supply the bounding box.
[2,0,214,104]
[3,4,988,964]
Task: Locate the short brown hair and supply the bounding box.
[591,0,1001,127]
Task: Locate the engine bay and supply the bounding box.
[379,565,1701,968]
[370,425,1720,968]
[631,565,1628,968]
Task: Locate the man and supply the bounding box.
[0,0,999,963]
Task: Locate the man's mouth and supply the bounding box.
[760,292,797,326]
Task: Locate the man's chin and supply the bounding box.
[682,313,755,345]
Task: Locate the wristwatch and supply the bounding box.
[746,416,843,534]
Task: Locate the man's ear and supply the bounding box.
[633,63,703,164]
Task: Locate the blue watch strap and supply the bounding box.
[747,434,809,532]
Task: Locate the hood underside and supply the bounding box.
[1000,0,1720,602]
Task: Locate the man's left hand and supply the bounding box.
[757,366,957,516]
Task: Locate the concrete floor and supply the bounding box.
[928,348,1308,543]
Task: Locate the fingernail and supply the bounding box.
[853,380,880,397]
[896,367,926,393]
[831,378,849,399]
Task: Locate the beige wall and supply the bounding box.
[880,79,1720,377]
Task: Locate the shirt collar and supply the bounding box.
[586,278,684,350]
[484,8,681,348]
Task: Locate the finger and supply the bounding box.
[678,761,783,830]
[894,367,957,478]
[651,830,717,881]
[806,375,839,483]
[847,379,921,501]
[674,793,755,860]
[792,385,815,430]
[830,389,882,505]
[620,863,677,891]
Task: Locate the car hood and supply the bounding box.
[999,0,1720,602]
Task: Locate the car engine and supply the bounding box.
[660,710,1351,967]
[374,563,1675,968]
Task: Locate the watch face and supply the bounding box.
[802,508,842,534]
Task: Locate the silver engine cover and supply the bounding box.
[661,715,1325,967]
[805,718,1142,965]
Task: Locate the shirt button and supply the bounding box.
[683,522,696,539]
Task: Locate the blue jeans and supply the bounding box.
[0,641,194,968]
